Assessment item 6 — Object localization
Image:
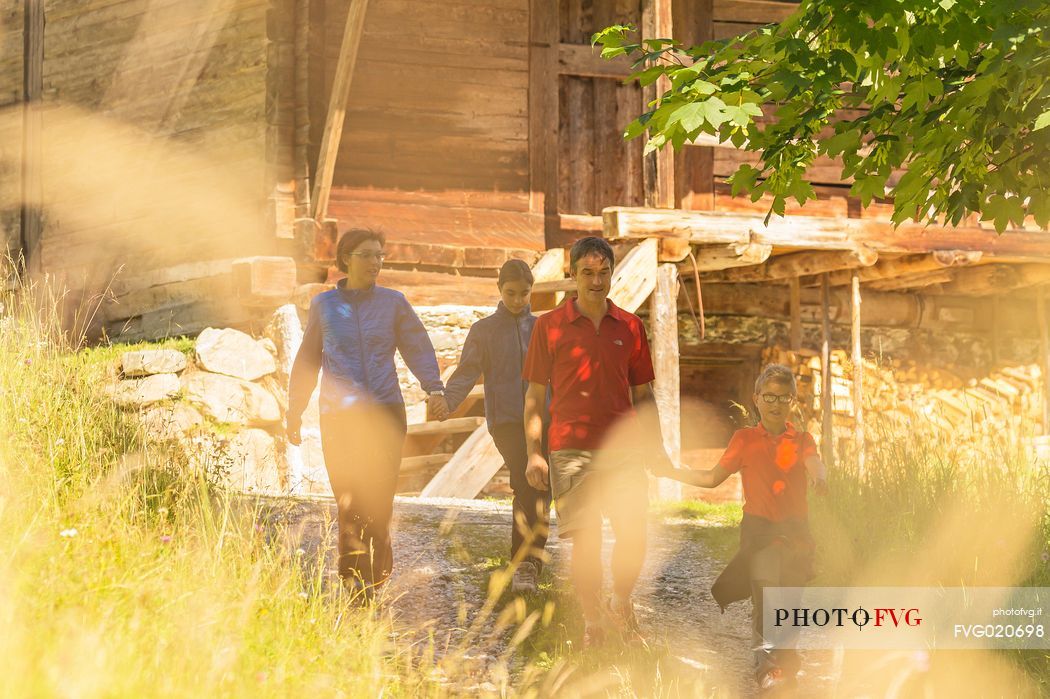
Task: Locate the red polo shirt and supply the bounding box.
[718,422,818,522]
[522,298,655,451]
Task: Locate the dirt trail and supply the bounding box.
[272,496,835,697]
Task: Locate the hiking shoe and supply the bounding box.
[607,596,646,645]
[511,561,538,594]
[582,623,607,650]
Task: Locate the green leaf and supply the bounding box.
[1034,110,1050,132]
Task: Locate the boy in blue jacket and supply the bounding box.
[444,259,550,593]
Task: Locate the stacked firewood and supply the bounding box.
[763,347,1045,451]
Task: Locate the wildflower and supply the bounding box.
[299,592,309,600]
[60,528,78,538]
[55,438,65,446]
[1042,550,1049,564]
[160,535,172,544]
[23,358,30,366]
[295,548,305,556]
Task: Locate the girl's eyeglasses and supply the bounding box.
[759,393,794,404]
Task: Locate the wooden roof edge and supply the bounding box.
[601,206,1050,259]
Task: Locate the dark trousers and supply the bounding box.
[751,542,807,677]
[319,403,407,588]
[489,422,551,569]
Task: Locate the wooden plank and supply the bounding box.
[561,76,595,214]
[310,0,368,221]
[820,273,835,468]
[529,247,568,310]
[713,0,797,23]
[824,252,982,287]
[558,41,629,78]
[400,453,452,474]
[716,247,878,282]
[789,275,802,350]
[641,0,674,208]
[675,0,714,211]
[20,0,43,275]
[609,237,659,312]
[406,416,485,437]
[419,424,504,498]
[851,271,864,475]
[689,240,772,271]
[529,0,560,243]
[603,207,1050,258]
[651,263,682,500]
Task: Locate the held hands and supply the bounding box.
[525,453,550,491]
[428,394,450,421]
[648,452,679,478]
[286,413,302,446]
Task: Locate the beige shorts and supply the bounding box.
[549,448,648,537]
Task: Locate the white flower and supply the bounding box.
[55,438,65,446]
[299,592,309,599]
[60,528,78,538]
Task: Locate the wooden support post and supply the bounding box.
[820,273,835,468]
[651,263,682,501]
[309,0,368,221]
[20,0,44,276]
[789,276,802,351]
[851,271,864,476]
[1038,288,1050,436]
[529,0,560,245]
[641,0,674,208]
[609,238,659,313]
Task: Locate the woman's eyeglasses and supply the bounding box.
[349,252,387,262]
[759,393,794,404]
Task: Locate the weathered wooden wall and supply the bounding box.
[0,2,23,262]
[322,0,542,250]
[1,0,288,337]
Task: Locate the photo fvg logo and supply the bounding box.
[774,607,923,630]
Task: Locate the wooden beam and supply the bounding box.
[851,271,864,476]
[530,247,568,311]
[558,42,630,78]
[789,276,802,350]
[309,0,369,221]
[405,416,484,437]
[651,263,682,501]
[610,238,660,313]
[868,269,954,292]
[1039,288,1050,436]
[20,0,44,276]
[824,252,982,287]
[400,453,452,474]
[603,207,1050,259]
[641,0,675,209]
[685,239,772,271]
[820,273,835,469]
[931,264,1020,296]
[530,0,560,245]
[419,425,503,499]
[717,247,878,282]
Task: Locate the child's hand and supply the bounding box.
[649,457,679,478]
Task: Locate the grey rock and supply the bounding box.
[109,373,181,407]
[139,403,204,440]
[121,349,187,377]
[181,371,281,426]
[195,327,276,381]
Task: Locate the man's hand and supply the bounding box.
[286,413,303,446]
[428,394,450,421]
[525,453,550,491]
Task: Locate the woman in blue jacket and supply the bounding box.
[287,229,447,595]
[444,259,550,594]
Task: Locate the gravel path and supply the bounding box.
[271,496,834,697]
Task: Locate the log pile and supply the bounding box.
[763,347,1046,457]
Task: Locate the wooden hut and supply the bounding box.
[3,0,1049,493]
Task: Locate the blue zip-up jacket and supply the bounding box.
[288,280,443,417]
[445,302,540,429]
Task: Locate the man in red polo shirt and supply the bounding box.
[522,236,675,646]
